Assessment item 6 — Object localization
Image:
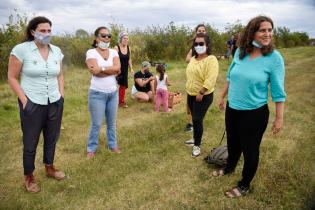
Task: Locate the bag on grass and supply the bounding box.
[204,131,228,167]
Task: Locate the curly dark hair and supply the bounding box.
[191,33,212,58]
[92,26,109,48]
[24,16,52,41]
[239,15,274,59]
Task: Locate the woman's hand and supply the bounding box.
[196,94,203,102]
[272,102,285,134]
[272,118,283,134]
[218,97,226,111]
[21,97,28,109]
[218,82,229,111]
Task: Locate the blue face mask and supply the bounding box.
[34,32,51,45]
[252,40,263,48]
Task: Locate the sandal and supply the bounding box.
[225,186,249,198]
[86,152,95,159]
[212,169,225,177]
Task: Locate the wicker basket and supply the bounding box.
[168,92,182,108]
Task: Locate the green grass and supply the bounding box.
[0,47,314,210]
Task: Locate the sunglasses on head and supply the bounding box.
[98,34,112,38]
[194,42,205,47]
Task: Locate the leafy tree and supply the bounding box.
[0,13,311,82]
[0,12,27,81]
[75,29,89,38]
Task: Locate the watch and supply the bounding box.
[101,67,106,72]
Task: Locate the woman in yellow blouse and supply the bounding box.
[185,33,219,157]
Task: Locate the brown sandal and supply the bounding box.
[225,186,249,198]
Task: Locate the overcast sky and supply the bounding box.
[1,0,315,37]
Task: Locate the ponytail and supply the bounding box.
[156,64,166,81]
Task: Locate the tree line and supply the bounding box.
[0,14,311,81]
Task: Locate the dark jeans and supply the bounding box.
[187,93,213,146]
[18,97,64,175]
[224,103,269,188]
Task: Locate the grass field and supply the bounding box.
[0,47,314,210]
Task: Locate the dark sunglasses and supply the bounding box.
[98,34,112,38]
[194,42,205,47]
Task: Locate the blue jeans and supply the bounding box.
[87,89,118,152]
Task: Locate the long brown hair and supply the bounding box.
[239,15,274,59]
[156,64,166,81]
[24,16,52,41]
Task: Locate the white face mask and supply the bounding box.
[252,40,263,48]
[194,45,207,54]
[98,41,110,49]
[34,32,51,45]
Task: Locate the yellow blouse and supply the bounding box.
[186,55,219,96]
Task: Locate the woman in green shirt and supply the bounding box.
[8,16,65,193]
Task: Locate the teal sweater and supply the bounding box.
[227,49,286,110]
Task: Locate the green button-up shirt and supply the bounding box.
[11,41,64,105]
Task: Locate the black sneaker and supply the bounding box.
[185,123,193,132]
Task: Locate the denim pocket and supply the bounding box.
[89,90,103,100]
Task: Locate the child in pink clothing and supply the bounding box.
[154,64,170,112]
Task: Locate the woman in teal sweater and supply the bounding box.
[213,15,286,198]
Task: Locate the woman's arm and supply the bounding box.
[185,49,192,63]
[103,56,121,75]
[196,87,208,102]
[218,82,229,111]
[7,55,27,108]
[85,56,121,77]
[57,63,64,97]
[272,102,284,134]
[86,58,104,76]
[128,47,134,75]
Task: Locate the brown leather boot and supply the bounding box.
[24,174,40,193]
[45,165,66,180]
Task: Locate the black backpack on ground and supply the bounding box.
[204,131,228,167]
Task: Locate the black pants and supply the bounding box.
[187,93,213,146]
[18,97,63,175]
[224,103,269,188]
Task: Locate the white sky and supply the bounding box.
[1,0,315,37]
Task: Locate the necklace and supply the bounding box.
[97,48,109,60]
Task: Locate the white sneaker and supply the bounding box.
[192,146,201,157]
[184,138,194,146]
